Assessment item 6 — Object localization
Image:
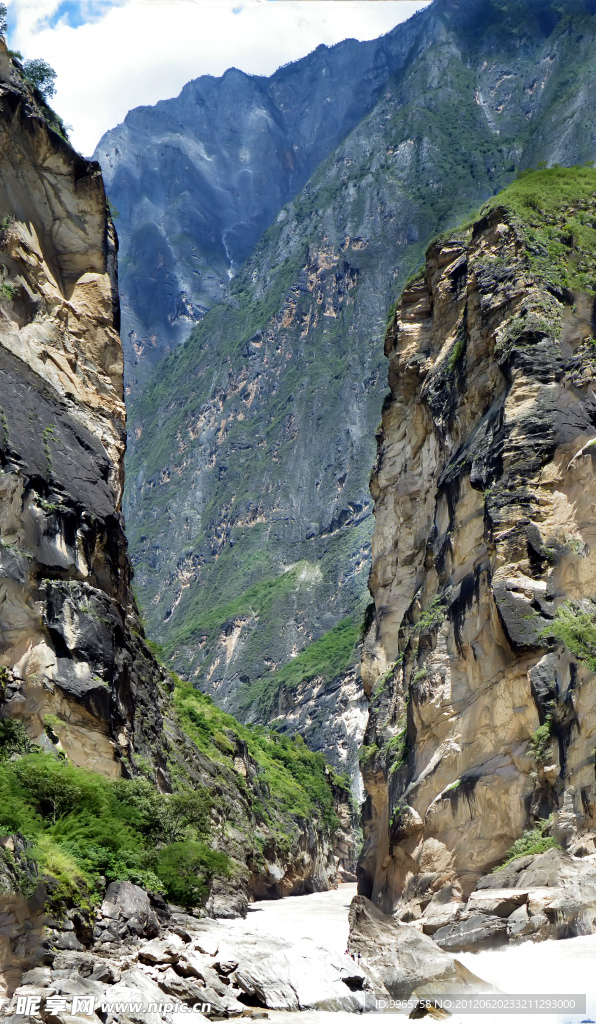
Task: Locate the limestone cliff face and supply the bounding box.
[359,168,596,918]
[0,42,152,776]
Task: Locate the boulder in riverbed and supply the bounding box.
[93,882,161,946]
[234,937,367,1011]
[348,895,464,998]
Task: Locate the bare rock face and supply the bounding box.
[430,846,596,950]
[359,168,596,943]
[232,938,367,1012]
[0,40,165,775]
[93,882,161,946]
[94,23,426,385]
[348,894,469,999]
[0,836,46,1000]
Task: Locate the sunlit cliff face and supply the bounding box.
[360,169,596,921]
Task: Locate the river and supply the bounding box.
[223,884,596,1024]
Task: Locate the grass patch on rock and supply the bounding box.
[493,816,559,871]
[486,165,596,294]
[163,563,307,656]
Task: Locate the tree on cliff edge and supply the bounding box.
[22,58,57,99]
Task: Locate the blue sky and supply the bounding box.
[6,0,123,35]
[7,0,431,155]
[42,1,123,29]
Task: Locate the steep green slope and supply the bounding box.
[126,0,596,775]
[0,672,351,910]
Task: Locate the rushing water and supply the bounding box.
[227,885,356,954]
[223,884,596,1024]
[460,935,596,1024]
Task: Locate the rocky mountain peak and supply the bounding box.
[93,5,431,386]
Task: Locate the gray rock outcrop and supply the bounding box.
[3,896,372,1021]
[348,894,485,1000]
[424,848,596,950]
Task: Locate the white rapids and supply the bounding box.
[226,886,355,955]
[219,884,596,1024]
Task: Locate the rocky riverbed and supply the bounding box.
[4,882,596,1024]
[1,884,368,1023]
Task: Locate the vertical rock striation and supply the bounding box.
[94,9,431,389]
[360,167,596,942]
[0,40,165,776]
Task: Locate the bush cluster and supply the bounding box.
[0,731,227,908]
[541,601,596,670]
[494,817,559,871]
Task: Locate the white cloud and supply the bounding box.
[8,0,431,156]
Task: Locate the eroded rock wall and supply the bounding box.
[0,42,166,776]
[360,172,596,921]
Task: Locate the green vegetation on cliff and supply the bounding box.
[488,164,596,293]
[173,675,345,834]
[129,240,309,483]
[236,616,360,717]
[0,675,347,907]
[0,734,224,907]
[163,562,310,656]
[540,599,596,669]
[495,818,559,870]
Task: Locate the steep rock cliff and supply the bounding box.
[0,42,351,989]
[0,41,143,775]
[124,0,596,782]
[359,167,596,937]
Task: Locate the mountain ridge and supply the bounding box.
[94,4,433,388]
